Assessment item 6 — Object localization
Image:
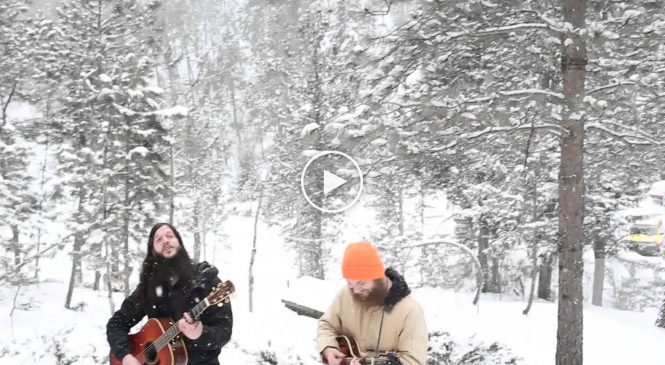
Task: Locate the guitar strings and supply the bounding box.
[136,297,208,360]
[133,283,229,361]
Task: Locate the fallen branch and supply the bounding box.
[281,299,323,319]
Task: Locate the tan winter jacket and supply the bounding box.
[316,268,428,365]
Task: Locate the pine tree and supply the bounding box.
[0,0,42,280]
[43,0,169,305]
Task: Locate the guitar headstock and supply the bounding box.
[207,280,235,307]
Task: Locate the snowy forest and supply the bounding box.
[2,0,665,364]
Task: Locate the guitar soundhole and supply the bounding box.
[145,341,158,364]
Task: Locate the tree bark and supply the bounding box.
[229,79,242,158]
[538,252,553,300]
[122,158,131,297]
[592,237,605,306]
[490,257,501,293]
[170,145,175,225]
[557,0,587,363]
[11,225,20,275]
[193,202,202,261]
[478,214,490,292]
[249,193,262,312]
[105,230,115,314]
[523,236,539,315]
[35,125,50,280]
[398,186,404,236]
[65,190,85,309]
[93,271,101,291]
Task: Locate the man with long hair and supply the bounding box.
[106,223,233,365]
[317,241,428,365]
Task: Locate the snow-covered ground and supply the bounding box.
[2,214,665,364]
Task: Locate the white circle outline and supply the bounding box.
[300,151,364,213]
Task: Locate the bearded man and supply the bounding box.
[106,223,233,365]
[317,241,428,365]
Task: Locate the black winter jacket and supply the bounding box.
[106,261,233,365]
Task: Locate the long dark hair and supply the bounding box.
[136,223,194,311]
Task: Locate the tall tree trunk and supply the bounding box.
[11,225,20,275]
[248,193,262,313]
[34,230,41,280]
[296,18,324,280]
[538,252,553,300]
[202,222,207,261]
[99,126,112,292]
[193,202,201,262]
[478,214,501,293]
[162,35,180,226]
[298,196,323,279]
[592,237,605,306]
[105,229,115,314]
[524,237,540,315]
[557,0,587,363]
[93,271,101,291]
[65,190,85,309]
[398,185,404,236]
[35,122,51,280]
[170,145,175,225]
[478,214,489,292]
[229,79,242,158]
[419,181,425,238]
[122,160,131,297]
[491,258,501,293]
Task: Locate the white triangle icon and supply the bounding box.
[324,170,347,196]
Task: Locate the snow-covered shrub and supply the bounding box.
[427,331,521,365]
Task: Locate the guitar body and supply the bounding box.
[323,335,393,365]
[336,335,362,358]
[109,317,188,365]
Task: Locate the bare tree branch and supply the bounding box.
[586,122,662,146]
[2,79,18,130]
[0,237,71,282]
[448,22,564,40]
[463,123,563,140]
[9,283,22,317]
[586,80,638,95]
[518,9,566,33]
[465,89,565,104]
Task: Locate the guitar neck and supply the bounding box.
[150,298,209,352]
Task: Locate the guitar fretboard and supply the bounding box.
[149,298,209,351]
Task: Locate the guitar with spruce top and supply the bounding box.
[109,280,234,365]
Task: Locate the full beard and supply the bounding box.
[351,278,390,308]
[151,247,195,289]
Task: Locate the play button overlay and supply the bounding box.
[301,151,363,213]
[323,170,347,196]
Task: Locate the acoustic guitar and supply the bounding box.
[324,335,396,365]
[109,280,234,365]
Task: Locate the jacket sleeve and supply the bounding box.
[316,288,345,353]
[185,277,233,351]
[395,303,428,365]
[106,288,145,360]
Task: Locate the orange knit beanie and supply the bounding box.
[342,241,385,281]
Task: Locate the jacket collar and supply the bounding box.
[384,267,411,310]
